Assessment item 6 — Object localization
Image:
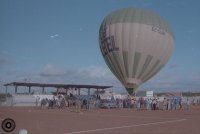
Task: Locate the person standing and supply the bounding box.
[163,98,167,110]
[174,98,177,110]
[152,99,156,110]
[35,96,40,107]
[179,98,182,110]
[167,99,171,110]
[186,98,190,110]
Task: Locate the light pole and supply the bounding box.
[0,80,5,94]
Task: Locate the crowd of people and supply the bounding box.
[37,94,200,111]
[117,97,200,110]
[38,95,99,110]
[39,95,66,109]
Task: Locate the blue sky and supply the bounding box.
[0,0,200,93]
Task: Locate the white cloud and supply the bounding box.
[79,28,83,31]
[0,58,7,66]
[39,64,115,83]
[141,69,200,92]
[37,64,125,92]
[50,34,59,39]
[40,64,66,77]
[4,63,200,93]
[77,66,113,79]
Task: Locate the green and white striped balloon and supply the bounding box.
[99,8,174,94]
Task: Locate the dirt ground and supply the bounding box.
[0,106,200,134]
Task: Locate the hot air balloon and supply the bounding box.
[99,8,174,94]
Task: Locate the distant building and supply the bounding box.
[99,90,114,100]
[158,92,182,99]
[98,90,128,100]
[136,90,153,97]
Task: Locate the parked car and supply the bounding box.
[99,99,117,109]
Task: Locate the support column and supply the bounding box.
[42,87,45,94]
[88,88,90,96]
[57,88,59,95]
[28,86,31,94]
[5,86,7,99]
[5,86,8,95]
[15,85,17,94]
[66,88,68,95]
[78,88,80,96]
[97,88,99,99]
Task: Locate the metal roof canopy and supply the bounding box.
[4,82,113,94]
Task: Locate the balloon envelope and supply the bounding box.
[99,8,174,94]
